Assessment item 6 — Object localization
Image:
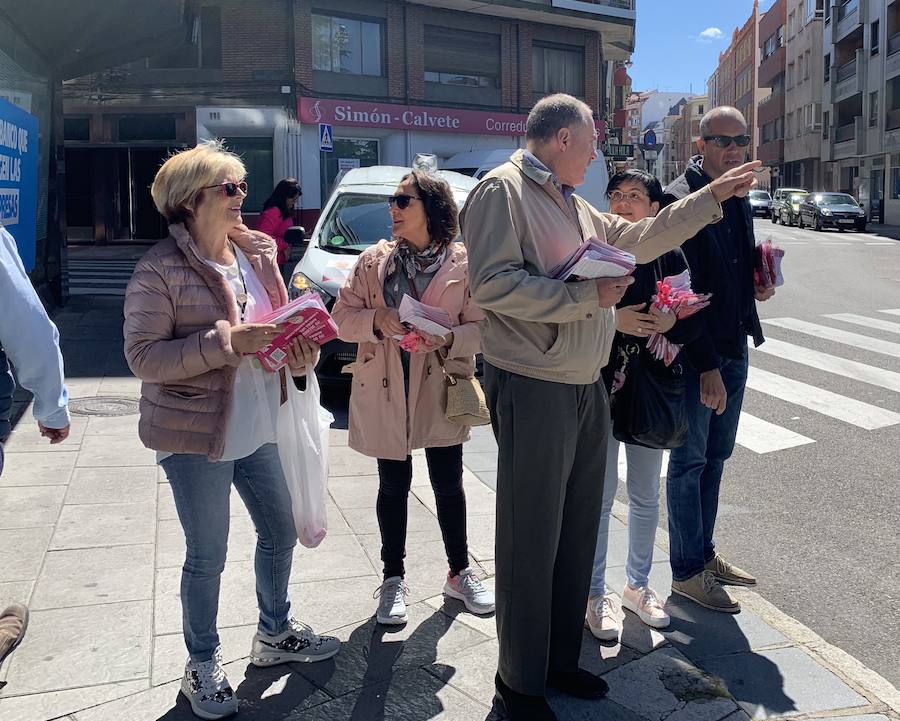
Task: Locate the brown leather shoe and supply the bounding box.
[0,603,29,670]
[705,553,757,587]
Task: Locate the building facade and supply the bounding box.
[63,0,637,243]
[758,0,787,189]
[783,0,825,191]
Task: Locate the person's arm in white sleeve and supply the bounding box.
[0,229,70,433]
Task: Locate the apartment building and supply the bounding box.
[783,0,825,190]
[758,0,787,188]
[821,0,900,223]
[63,0,636,243]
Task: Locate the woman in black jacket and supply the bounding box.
[586,170,704,642]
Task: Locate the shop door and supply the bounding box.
[870,168,884,223]
[130,147,172,240]
[321,139,379,202]
[221,137,273,214]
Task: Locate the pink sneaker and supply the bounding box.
[622,584,670,629]
[586,593,620,641]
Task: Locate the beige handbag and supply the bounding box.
[435,353,491,427]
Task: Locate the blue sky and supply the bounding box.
[628,0,776,96]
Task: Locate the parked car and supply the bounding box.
[287,165,478,383]
[777,192,808,227]
[798,192,867,232]
[748,189,772,218]
[770,187,808,224]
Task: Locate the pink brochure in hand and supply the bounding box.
[253,292,339,372]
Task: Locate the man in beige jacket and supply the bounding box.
[460,93,759,721]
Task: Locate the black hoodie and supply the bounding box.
[662,155,765,373]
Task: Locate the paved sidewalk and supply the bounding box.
[0,298,898,721]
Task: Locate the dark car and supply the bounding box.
[777,192,807,227]
[748,189,772,218]
[798,192,867,232]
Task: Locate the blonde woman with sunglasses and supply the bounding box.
[123,141,339,720]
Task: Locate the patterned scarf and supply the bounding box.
[385,239,447,297]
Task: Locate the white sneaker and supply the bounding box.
[585,593,620,641]
[622,584,670,629]
[250,617,340,667]
[443,568,495,615]
[374,576,409,625]
[180,655,238,720]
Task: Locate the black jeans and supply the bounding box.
[376,444,469,579]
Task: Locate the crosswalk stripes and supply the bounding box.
[746,367,900,431]
[879,308,900,317]
[823,313,900,335]
[761,318,900,359]
[65,259,137,296]
[734,412,816,453]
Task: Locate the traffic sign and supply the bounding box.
[643,129,657,149]
[319,123,333,152]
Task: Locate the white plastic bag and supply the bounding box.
[277,366,334,548]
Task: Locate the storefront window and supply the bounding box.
[320,138,379,202]
[891,167,900,199]
[312,14,383,76]
[532,42,584,100]
[221,137,273,213]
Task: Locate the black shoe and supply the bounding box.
[546,669,609,700]
[494,674,557,721]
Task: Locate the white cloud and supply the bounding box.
[697,27,725,42]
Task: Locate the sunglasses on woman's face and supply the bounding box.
[201,180,248,197]
[387,194,421,210]
[702,134,751,148]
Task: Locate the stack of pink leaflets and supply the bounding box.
[398,294,452,336]
[754,238,785,288]
[646,270,713,366]
[549,237,636,280]
[253,292,340,372]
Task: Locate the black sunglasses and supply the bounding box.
[702,135,751,148]
[387,194,421,210]
[201,180,248,197]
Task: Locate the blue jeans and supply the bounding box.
[666,347,749,582]
[160,443,297,662]
[591,434,664,595]
[0,345,13,442]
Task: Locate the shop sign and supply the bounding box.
[300,97,606,140]
[0,98,38,271]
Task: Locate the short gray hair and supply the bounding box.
[699,106,747,137]
[526,93,593,143]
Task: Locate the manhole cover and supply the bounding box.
[69,396,140,417]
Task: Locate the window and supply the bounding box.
[892,167,900,199]
[806,0,824,21]
[787,62,795,87]
[221,137,273,212]
[312,13,383,76]
[424,26,500,93]
[872,20,880,55]
[763,28,784,58]
[870,91,879,127]
[786,111,794,138]
[788,11,796,37]
[64,117,90,142]
[824,53,831,82]
[823,110,830,138]
[804,50,811,79]
[798,54,805,82]
[825,0,831,22]
[118,115,177,142]
[148,6,222,69]
[532,42,585,98]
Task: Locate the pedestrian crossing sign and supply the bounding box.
[319,123,333,152]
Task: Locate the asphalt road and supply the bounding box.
[323,218,900,688]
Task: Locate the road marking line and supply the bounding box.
[879,309,900,317]
[735,412,815,453]
[824,313,900,336]
[746,367,900,430]
[762,318,900,359]
[866,242,895,245]
[752,338,900,394]
[822,242,852,245]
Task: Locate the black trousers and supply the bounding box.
[485,362,610,696]
[376,444,469,580]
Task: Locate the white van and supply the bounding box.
[441,148,611,212]
[288,165,478,382]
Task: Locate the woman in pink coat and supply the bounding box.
[257,178,300,270]
[332,170,495,626]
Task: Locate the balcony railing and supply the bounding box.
[889,32,900,56]
[887,108,900,131]
[835,122,856,142]
[838,0,859,20]
[836,57,857,82]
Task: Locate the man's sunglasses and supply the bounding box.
[387,194,421,210]
[702,135,751,148]
[201,180,248,197]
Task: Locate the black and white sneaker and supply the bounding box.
[250,617,340,666]
[181,655,238,720]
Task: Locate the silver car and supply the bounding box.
[748,190,772,218]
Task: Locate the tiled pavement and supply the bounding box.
[0,298,898,721]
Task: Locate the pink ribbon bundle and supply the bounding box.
[645,270,712,366]
[754,238,785,289]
